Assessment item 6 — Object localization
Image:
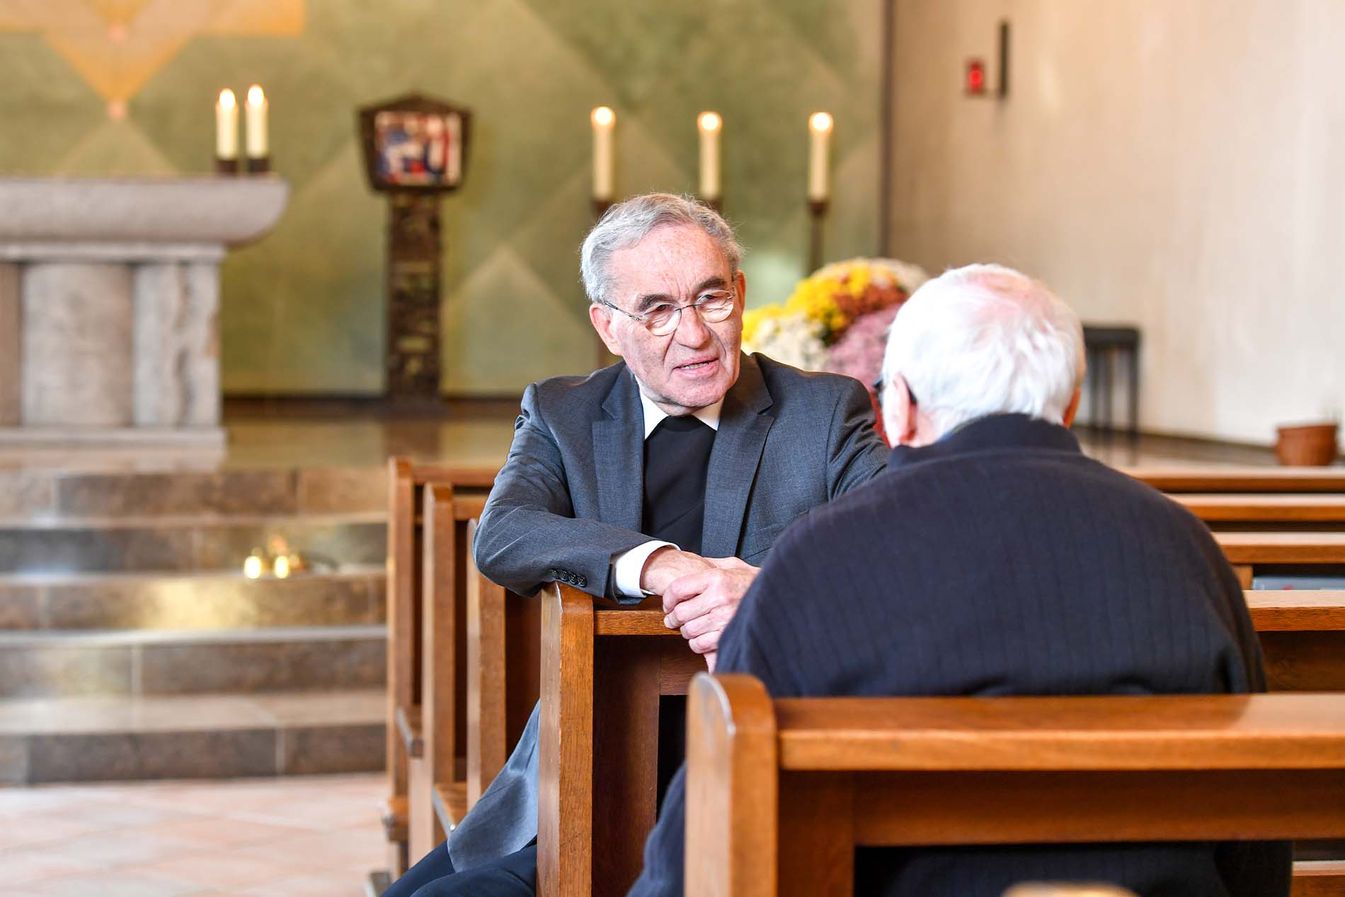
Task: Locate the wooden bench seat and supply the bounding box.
[1174,493,1345,529]
[1127,467,1345,493]
[686,674,1345,897]
[1213,531,1345,591]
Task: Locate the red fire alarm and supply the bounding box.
[965,58,987,96]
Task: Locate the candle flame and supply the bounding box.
[591,106,615,127]
[698,111,722,132]
[218,88,236,109]
[247,84,265,106]
[809,111,834,134]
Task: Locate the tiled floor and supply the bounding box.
[0,774,385,896]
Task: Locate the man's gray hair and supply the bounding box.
[882,263,1086,434]
[579,193,743,305]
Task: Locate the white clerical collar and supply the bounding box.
[639,390,722,439]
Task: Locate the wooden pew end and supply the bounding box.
[395,705,424,758]
[379,795,408,843]
[432,781,469,836]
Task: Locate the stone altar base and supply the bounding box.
[0,177,288,449]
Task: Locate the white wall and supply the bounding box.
[888,0,1345,443]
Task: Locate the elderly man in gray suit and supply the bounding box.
[384,193,888,897]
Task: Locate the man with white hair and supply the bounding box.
[629,263,1288,897]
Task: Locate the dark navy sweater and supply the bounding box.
[629,413,1289,897]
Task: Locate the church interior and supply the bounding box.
[1,1,1343,896]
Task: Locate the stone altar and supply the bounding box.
[0,177,288,448]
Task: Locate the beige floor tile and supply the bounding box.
[127,816,318,850]
[54,826,211,868]
[128,851,302,891]
[231,826,384,872]
[55,799,182,830]
[0,850,107,887]
[32,872,201,897]
[0,809,112,850]
[3,774,383,895]
[225,796,379,831]
[238,873,368,897]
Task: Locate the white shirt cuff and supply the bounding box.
[613,540,677,598]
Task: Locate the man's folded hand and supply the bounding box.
[660,558,759,656]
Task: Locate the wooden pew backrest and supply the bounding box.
[1127,467,1345,493]
[687,674,1345,897]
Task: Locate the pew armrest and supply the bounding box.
[395,705,423,758]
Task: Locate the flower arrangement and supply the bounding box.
[743,257,929,386]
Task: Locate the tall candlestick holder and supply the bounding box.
[592,196,617,369]
[807,198,829,273]
[215,157,239,175]
[246,156,271,175]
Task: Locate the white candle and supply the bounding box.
[215,89,238,160]
[245,84,268,159]
[591,106,615,201]
[807,111,833,202]
[698,111,722,201]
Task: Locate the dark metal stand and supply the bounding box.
[386,192,444,399]
[215,157,239,175]
[807,198,829,272]
[592,198,617,370]
[246,156,270,174]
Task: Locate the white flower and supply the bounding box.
[743,312,828,372]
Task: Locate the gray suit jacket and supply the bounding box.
[448,353,886,869]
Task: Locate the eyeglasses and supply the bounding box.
[600,288,737,337]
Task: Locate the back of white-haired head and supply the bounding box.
[882,264,1085,436]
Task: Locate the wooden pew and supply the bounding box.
[528,583,1345,897]
[685,674,1345,897]
[463,520,540,808]
[1250,590,1345,692]
[1127,467,1345,493]
[381,460,496,877]
[1174,494,1345,530]
[1215,531,1345,588]
[416,487,495,855]
[538,583,706,897]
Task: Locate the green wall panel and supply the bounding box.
[0,0,882,396]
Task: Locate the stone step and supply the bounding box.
[0,511,386,574]
[0,465,387,519]
[0,688,384,783]
[0,565,385,631]
[0,625,385,700]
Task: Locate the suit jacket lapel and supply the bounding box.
[593,366,644,532]
[702,355,775,558]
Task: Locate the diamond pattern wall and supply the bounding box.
[0,0,883,395]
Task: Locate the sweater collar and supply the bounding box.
[887,413,1082,471]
